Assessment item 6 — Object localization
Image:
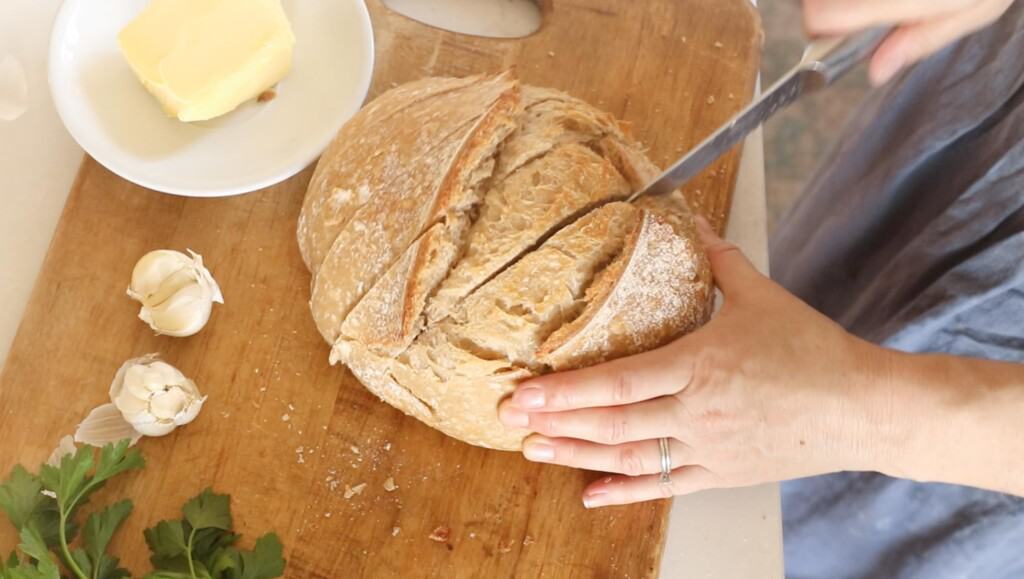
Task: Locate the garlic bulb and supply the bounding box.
[108,354,206,437]
[127,249,223,337]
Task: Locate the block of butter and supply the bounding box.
[118,0,296,122]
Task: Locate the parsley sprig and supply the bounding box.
[0,442,284,579]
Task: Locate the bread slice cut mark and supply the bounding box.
[427,143,632,324]
[433,202,642,370]
[330,99,515,357]
[538,210,711,371]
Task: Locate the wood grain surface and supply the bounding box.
[0,1,761,577]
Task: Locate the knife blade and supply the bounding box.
[627,26,892,203]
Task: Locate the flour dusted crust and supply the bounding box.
[303,72,712,450]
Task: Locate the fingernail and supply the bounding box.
[499,406,530,428]
[582,490,608,509]
[523,440,555,461]
[514,386,545,409]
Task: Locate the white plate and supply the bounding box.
[48,0,374,197]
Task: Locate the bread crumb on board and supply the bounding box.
[523,535,535,546]
[383,477,398,492]
[344,483,367,499]
[392,527,401,537]
[713,41,724,48]
[706,95,716,105]
[428,526,451,543]
[498,540,515,553]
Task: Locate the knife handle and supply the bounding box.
[800,27,893,87]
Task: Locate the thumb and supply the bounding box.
[693,215,764,297]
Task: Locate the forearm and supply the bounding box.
[874,349,1024,496]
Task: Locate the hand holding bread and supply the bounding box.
[500,220,898,507]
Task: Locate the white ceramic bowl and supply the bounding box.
[49,0,375,197]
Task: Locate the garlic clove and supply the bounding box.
[128,250,194,304]
[108,354,205,439]
[139,283,215,338]
[46,435,77,467]
[127,249,223,337]
[149,387,190,420]
[74,404,143,447]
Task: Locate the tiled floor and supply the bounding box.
[759,0,871,233]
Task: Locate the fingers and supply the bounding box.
[693,216,763,298]
[581,466,720,508]
[803,0,973,35]
[868,0,1014,85]
[522,434,691,476]
[500,396,684,445]
[505,347,691,412]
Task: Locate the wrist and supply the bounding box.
[832,340,909,474]
[879,352,1024,493]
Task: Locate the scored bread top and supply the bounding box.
[309,76,520,344]
[303,72,712,450]
[298,73,512,276]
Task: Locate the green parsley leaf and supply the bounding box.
[0,467,64,549]
[189,528,238,566]
[205,548,240,578]
[50,446,94,512]
[82,500,132,566]
[80,499,133,579]
[7,565,53,579]
[182,489,232,531]
[0,467,43,530]
[91,554,130,579]
[144,520,189,569]
[238,534,285,579]
[16,525,59,579]
[70,549,93,578]
[92,442,145,486]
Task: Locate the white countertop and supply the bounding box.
[0,1,781,576]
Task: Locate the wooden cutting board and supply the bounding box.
[0,1,761,577]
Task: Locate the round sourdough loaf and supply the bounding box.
[298,71,712,450]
